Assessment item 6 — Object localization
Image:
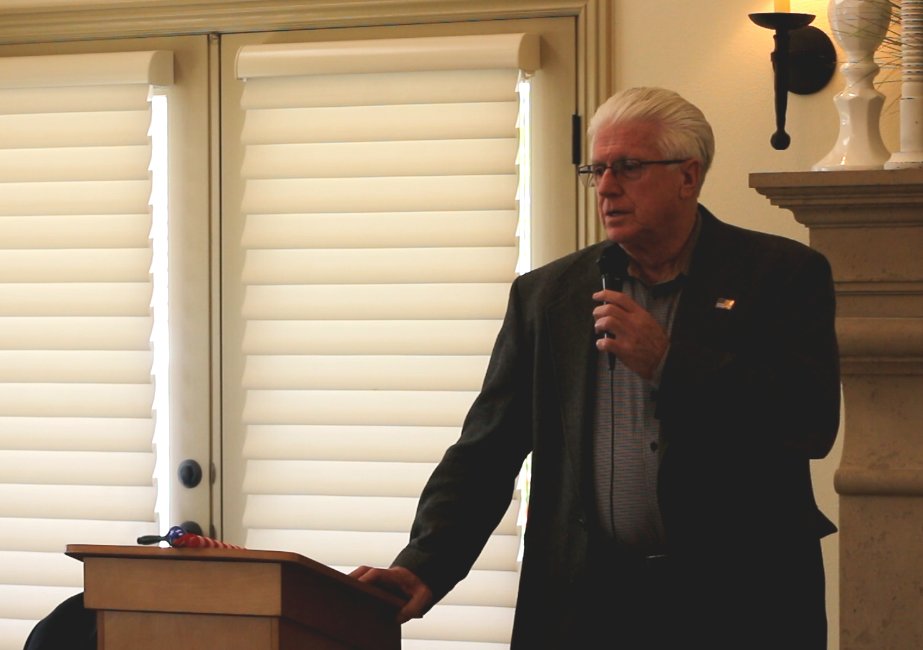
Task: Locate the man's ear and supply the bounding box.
[678,159,703,199]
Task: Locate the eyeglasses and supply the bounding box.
[577,158,688,187]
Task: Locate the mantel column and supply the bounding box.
[751,169,923,650]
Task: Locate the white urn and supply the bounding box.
[813,0,893,170]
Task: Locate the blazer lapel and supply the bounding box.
[672,207,740,342]
[545,245,605,494]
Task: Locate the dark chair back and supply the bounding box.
[23,593,96,650]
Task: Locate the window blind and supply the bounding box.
[0,50,171,650]
[227,32,538,649]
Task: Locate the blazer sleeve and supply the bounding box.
[392,276,534,602]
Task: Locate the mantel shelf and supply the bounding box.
[750,169,923,227]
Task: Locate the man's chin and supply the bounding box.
[602,222,632,244]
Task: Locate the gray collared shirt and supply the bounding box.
[592,216,700,553]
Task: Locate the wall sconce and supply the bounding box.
[749,9,836,150]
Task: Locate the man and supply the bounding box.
[353,87,840,649]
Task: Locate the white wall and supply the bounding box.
[614,2,902,647]
[615,0,900,236]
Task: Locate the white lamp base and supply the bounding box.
[813,81,890,170]
[814,0,893,171]
[884,10,923,171]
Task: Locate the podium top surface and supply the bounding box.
[68,543,326,568]
[66,543,404,609]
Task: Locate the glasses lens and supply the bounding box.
[580,161,640,186]
[577,166,596,187]
[619,160,644,179]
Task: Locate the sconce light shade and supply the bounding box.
[749,12,836,150]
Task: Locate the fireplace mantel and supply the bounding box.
[751,169,923,650]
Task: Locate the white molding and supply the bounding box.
[0,0,588,44]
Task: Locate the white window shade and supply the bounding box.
[0,50,171,649]
[0,50,172,89]
[226,32,538,649]
[236,32,539,77]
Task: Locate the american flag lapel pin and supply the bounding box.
[715,297,736,310]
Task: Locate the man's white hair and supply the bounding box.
[587,87,715,185]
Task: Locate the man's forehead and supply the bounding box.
[592,120,661,158]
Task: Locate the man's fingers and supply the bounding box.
[349,565,373,580]
[350,565,434,623]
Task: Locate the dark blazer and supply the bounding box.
[394,207,840,648]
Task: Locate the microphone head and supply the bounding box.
[597,243,629,279]
[596,244,627,369]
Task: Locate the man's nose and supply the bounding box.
[595,167,624,194]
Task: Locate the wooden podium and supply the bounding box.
[66,544,403,650]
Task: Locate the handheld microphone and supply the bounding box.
[596,244,629,370]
